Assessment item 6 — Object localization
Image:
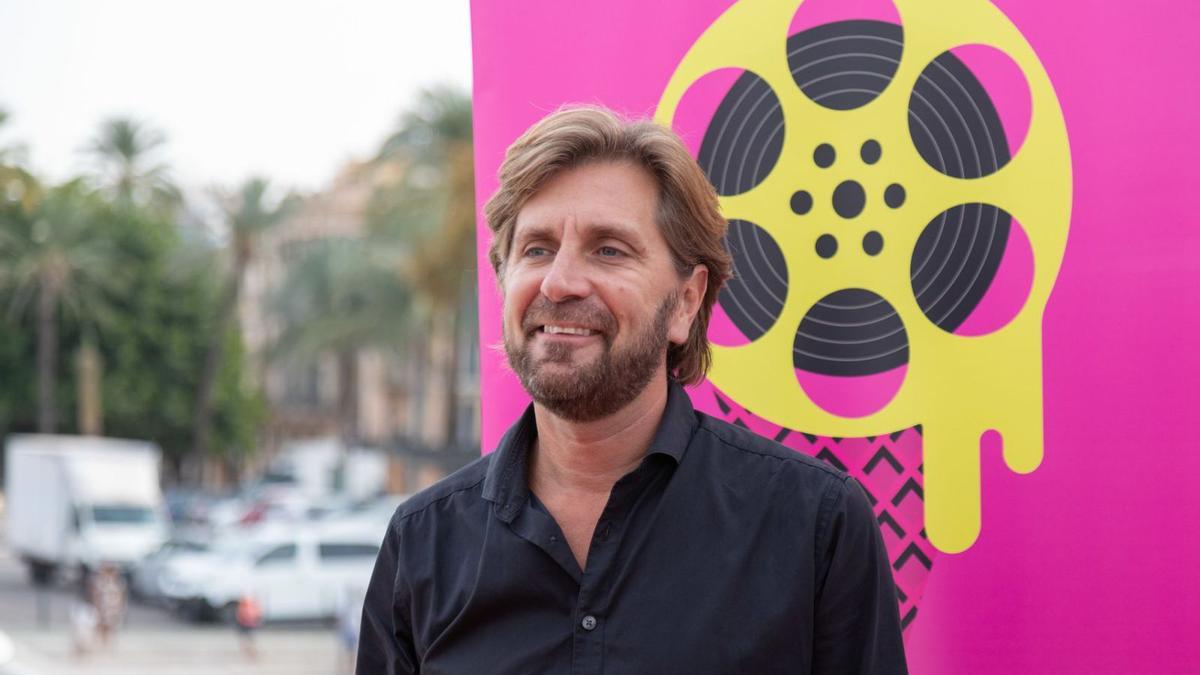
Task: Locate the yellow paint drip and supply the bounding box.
[656,0,1071,553]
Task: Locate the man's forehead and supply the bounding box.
[513,162,659,241]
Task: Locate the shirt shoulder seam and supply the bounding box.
[696,419,851,483]
[391,473,488,527]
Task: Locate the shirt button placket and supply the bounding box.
[572,611,603,675]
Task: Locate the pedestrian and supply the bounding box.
[235,592,263,660]
[68,596,98,658]
[88,562,126,649]
[357,106,908,674]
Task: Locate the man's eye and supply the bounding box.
[524,247,551,257]
[597,246,623,258]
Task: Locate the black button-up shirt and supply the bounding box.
[358,383,908,674]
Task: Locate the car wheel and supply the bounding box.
[28,561,56,586]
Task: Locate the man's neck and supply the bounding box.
[530,373,670,496]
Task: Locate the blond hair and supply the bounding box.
[484,106,732,385]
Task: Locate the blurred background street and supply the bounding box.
[0,2,479,672]
[0,507,340,675]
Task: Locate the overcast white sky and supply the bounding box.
[0,0,473,193]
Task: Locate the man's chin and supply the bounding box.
[527,345,602,371]
[523,370,590,398]
[526,385,612,423]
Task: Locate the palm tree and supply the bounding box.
[86,117,182,213]
[192,178,292,459]
[368,85,476,443]
[268,237,413,444]
[0,181,124,433]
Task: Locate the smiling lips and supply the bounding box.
[522,297,615,340]
[541,325,599,336]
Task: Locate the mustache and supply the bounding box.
[521,297,617,336]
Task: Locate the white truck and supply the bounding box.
[4,434,169,584]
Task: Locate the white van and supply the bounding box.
[5,434,168,583]
[163,523,381,622]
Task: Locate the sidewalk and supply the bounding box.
[0,507,346,675]
[5,626,343,675]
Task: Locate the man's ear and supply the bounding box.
[668,264,709,345]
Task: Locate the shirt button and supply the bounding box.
[581,615,598,631]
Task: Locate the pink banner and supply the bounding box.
[470,0,1200,671]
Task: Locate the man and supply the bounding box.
[358,107,908,674]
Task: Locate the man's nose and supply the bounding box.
[539,248,591,302]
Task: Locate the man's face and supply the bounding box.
[501,161,705,422]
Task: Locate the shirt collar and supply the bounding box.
[481,403,537,521]
[645,380,698,464]
[481,381,699,521]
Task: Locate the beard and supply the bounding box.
[505,292,677,423]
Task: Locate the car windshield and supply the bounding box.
[92,505,158,524]
[162,540,208,554]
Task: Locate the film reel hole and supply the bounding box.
[676,68,785,196]
[788,0,903,111]
[793,288,908,418]
[910,205,1034,335]
[909,45,1031,178]
[711,219,789,346]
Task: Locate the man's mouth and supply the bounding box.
[539,324,599,337]
[521,297,615,341]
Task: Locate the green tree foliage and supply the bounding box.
[95,210,264,475]
[267,85,475,446]
[0,194,263,472]
[0,181,126,432]
[193,178,292,458]
[0,114,262,478]
[371,85,476,309]
[366,85,476,440]
[269,237,412,443]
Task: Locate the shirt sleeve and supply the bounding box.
[357,515,419,675]
[811,476,909,675]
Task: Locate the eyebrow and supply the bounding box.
[587,222,647,252]
[512,220,650,253]
[512,224,558,249]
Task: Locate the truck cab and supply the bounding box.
[66,501,169,575]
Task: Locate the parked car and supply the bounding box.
[202,485,312,534]
[131,538,210,602]
[163,522,381,622]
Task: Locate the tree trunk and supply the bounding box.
[76,338,103,435]
[193,254,244,459]
[36,280,57,434]
[164,453,183,487]
[336,350,359,447]
[334,350,359,495]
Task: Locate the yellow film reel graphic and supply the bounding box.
[656,0,1071,553]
